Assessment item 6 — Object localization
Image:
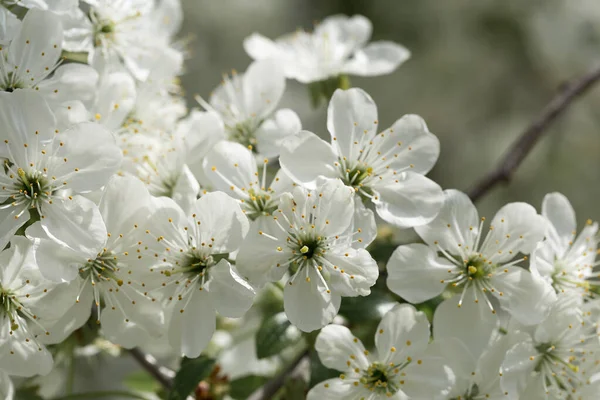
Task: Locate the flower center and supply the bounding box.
[1,286,23,332]
[7,167,53,210]
[338,162,373,189]
[295,235,323,260]
[80,250,121,284]
[166,252,229,278]
[244,188,278,219]
[228,121,260,152]
[94,21,116,46]
[360,362,398,395]
[465,256,489,280]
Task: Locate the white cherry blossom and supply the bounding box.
[195,60,301,158]
[0,9,98,118]
[203,140,295,220]
[0,90,122,251]
[308,304,454,399]
[244,14,410,84]
[0,236,77,378]
[501,297,600,399]
[386,189,554,325]
[279,87,443,228]
[128,110,224,213]
[531,192,599,303]
[236,179,378,332]
[28,175,164,348]
[60,0,182,81]
[141,192,255,358]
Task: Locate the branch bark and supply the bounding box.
[468,63,600,202]
[128,348,175,390]
[246,349,310,400]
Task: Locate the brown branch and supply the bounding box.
[246,349,310,400]
[128,348,175,390]
[468,63,600,202]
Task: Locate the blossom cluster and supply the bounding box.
[0,2,598,400]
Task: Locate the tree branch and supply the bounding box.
[468,63,600,202]
[128,348,175,390]
[246,349,310,400]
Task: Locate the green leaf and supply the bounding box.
[228,375,269,399]
[15,386,44,400]
[168,356,215,400]
[255,312,303,359]
[339,288,396,323]
[123,370,161,393]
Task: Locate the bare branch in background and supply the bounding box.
[468,63,600,202]
[128,348,175,390]
[246,350,310,400]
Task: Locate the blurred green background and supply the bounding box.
[180,0,600,226]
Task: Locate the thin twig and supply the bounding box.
[468,63,600,202]
[246,349,310,400]
[51,391,149,400]
[128,348,175,390]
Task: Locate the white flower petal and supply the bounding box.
[349,195,377,249]
[243,33,279,60]
[307,378,366,400]
[41,281,93,344]
[316,14,373,50]
[171,164,200,215]
[8,9,63,84]
[313,178,355,237]
[386,243,453,304]
[93,71,137,131]
[476,332,531,396]
[254,108,302,158]
[0,315,53,377]
[101,285,164,349]
[375,303,430,365]
[315,324,369,371]
[480,202,547,263]
[206,259,255,318]
[542,192,576,256]
[279,130,338,188]
[373,171,443,228]
[99,175,154,238]
[191,191,249,253]
[51,122,122,193]
[426,338,475,398]
[433,289,500,362]
[500,337,538,398]
[168,289,216,358]
[37,63,99,107]
[284,267,341,332]
[343,41,410,76]
[40,195,107,256]
[327,88,378,157]
[236,217,292,286]
[242,60,285,119]
[204,140,257,197]
[30,235,83,282]
[491,266,556,325]
[325,248,378,297]
[0,205,29,252]
[374,114,440,175]
[177,110,225,165]
[414,189,479,254]
[399,346,454,400]
[0,90,55,166]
